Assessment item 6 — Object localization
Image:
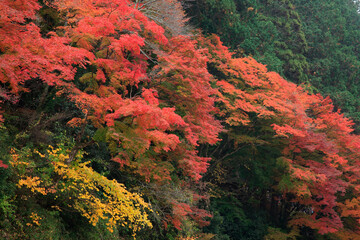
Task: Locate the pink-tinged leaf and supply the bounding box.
[0,160,8,169]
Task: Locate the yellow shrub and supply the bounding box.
[12,145,152,236]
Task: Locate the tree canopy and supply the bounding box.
[1,0,360,239]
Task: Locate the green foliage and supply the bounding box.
[204,196,269,240]
[293,0,360,128]
[187,0,309,81]
[2,0,360,239]
[265,227,299,240]
[188,0,360,130]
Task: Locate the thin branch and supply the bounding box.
[140,48,157,64]
[67,112,90,163]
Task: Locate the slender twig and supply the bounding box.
[67,112,90,163]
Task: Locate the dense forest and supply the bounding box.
[2,0,360,239]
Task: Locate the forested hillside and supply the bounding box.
[1,0,360,239]
[188,0,360,129]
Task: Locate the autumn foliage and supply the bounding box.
[2,0,360,239]
[202,35,360,236]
